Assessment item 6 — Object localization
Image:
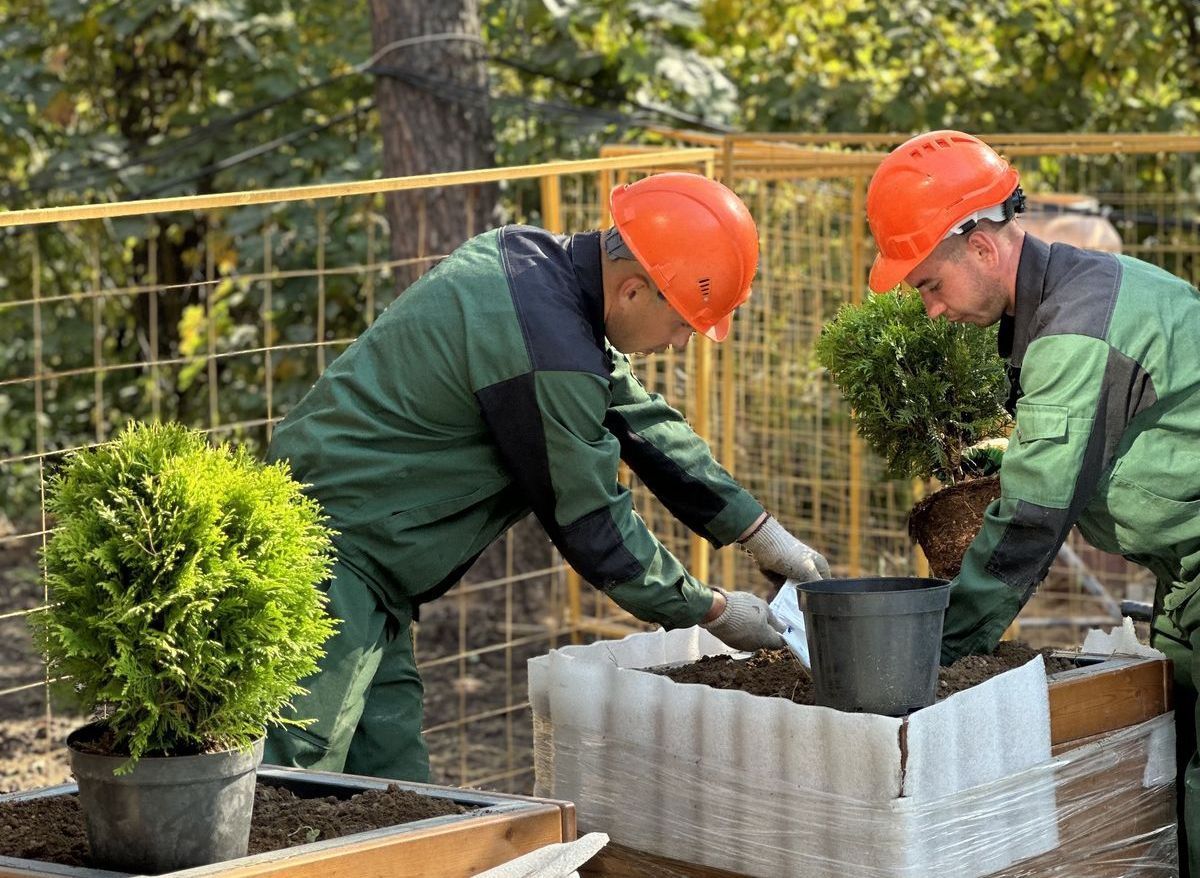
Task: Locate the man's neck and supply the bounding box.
[1002,227,1026,316]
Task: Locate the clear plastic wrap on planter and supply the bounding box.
[530,628,1177,878]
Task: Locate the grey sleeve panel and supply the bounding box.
[498,226,609,377]
[984,499,1074,601]
[1035,245,1122,341]
[557,507,644,588]
[602,352,761,546]
[1098,346,1158,467]
[475,372,645,588]
[984,344,1156,599]
[604,408,728,539]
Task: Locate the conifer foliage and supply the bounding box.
[32,422,336,769]
[815,290,1011,484]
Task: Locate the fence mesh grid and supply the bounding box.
[0,136,1196,796]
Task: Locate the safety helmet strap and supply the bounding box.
[942,187,1027,241]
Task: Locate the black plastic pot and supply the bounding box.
[797,577,951,716]
[67,724,264,874]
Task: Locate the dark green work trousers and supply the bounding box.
[1151,592,1200,878]
[263,561,429,781]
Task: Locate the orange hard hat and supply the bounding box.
[866,130,1022,293]
[610,172,758,341]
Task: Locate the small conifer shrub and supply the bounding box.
[32,422,336,768]
[815,290,1010,484]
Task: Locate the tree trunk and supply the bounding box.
[368,0,497,288]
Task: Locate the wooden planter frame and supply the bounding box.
[0,766,576,878]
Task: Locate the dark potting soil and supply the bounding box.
[908,475,1002,579]
[67,722,229,758]
[651,641,1078,707]
[0,781,472,869]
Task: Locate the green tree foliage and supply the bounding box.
[1,0,375,207]
[2,0,1198,522]
[702,0,1200,132]
[0,0,379,513]
[482,0,740,167]
[479,0,1200,139]
[31,422,337,769]
[814,291,1011,484]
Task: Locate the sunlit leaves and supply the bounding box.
[815,290,1011,484]
[30,422,337,769]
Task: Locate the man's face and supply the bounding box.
[608,280,696,355]
[904,237,1010,326]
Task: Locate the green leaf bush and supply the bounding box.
[814,291,1011,484]
[32,422,337,768]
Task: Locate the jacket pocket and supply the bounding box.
[1106,471,1200,555]
[1005,402,1085,507]
[1161,578,1200,637]
[1014,402,1068,442]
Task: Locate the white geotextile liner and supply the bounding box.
[529,627,1072,878]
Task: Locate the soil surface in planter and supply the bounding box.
[908,475,1002,579]
[650,641,1078,706]
[0,781,472,869]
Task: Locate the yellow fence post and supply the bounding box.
[539,173,584,640]
[598,170,613,226]
[539,176,563,236]
[720,315,736,590]
[912,479,930,578]
[847,173,868,576]
[691,338,713,583]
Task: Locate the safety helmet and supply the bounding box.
[866,130,1023,293]
[610,172,758,342]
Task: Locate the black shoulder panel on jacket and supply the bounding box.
[476,372,643,588]
[498,226,609,377]
[604,408,726,541]
[476,372,556,518]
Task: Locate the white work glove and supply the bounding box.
[701,587,786,651]
[739,515,830,585]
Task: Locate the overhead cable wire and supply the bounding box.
[489,54,734,133]
[132,100,375,198]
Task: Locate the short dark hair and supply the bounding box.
[603,226,636,261]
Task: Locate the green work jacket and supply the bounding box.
[268,227,763,626]
[942,235,1200,666]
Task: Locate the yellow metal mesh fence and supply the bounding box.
[618,132,1200,646]
[1,134,1198,798]
[0,150,714,796]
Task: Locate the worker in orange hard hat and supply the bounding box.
[265,171,830,782]
[867,130,1200,875]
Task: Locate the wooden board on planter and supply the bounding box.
[1046,654,1173,745]
[578,655,1175,878]
[0,766,575,878]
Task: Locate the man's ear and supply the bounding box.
[617,274,650,305]
[966,229,1000,268]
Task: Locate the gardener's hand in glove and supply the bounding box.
[701,587,785,651]
[738,514,830,586]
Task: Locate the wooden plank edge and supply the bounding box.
[1048,658,1171,745]
[187,805,566,878]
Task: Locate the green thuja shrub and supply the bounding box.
[32,422,336,769]
[815,290,1011,484]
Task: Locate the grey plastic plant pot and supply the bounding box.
[797,577,951,716]
[67,724,265,874]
